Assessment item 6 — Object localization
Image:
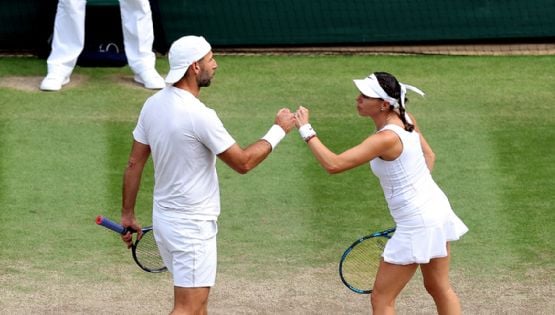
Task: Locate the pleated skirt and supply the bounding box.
[383,209,468,265]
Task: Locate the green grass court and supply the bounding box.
[0,54,553,313]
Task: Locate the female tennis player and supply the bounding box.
[294,72,468,315]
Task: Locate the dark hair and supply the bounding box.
[374,72,414,132]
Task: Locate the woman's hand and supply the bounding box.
[294,106,310,128]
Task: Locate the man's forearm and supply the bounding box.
[121,164,143,216]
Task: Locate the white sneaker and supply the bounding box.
[134,69,165,89]
[40,75,70,91]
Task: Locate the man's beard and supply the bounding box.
[198,71,213,87]
[198,78,212,87]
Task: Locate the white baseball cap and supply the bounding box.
[165,36,212,84]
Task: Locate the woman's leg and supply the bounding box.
[420,243,461,315]
[371,260,418,315]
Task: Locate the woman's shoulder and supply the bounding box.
[379,123,407,134]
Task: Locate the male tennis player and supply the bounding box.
[120,35,295,314]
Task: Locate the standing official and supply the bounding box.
[41,0,165,91]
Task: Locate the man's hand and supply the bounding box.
[121,213,142,249]
[274,108,296,133]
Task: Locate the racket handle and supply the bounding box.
[96,215,131,234]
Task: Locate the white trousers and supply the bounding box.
[47,0,156,77]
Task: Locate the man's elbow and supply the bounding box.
[235,167,250,175]
[232,162,255,175]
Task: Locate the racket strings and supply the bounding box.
[134,231,166,272]
[341,237,385,291]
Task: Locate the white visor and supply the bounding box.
[353,73,425,124]
[353,74,398,106]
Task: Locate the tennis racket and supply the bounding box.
[339,227,395,294]
[95,215,167,273]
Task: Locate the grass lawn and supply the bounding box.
[0,54,553,314]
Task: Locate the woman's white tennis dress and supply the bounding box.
[370,125,468,265]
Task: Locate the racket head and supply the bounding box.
[131,226,167,273]
[339,228,395,294]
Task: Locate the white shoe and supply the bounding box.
[40,75,70,91]
[134,69,165,89]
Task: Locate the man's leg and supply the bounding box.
[172,287,210,315]
[118,0,164,89]
[41,0,86,91]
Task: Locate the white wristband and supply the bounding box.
[298,123,316,142]
[261,124,286,150]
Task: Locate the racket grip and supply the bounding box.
[96,215,129,234]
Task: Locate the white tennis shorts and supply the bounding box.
[153,211,218,288]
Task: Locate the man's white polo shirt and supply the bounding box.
[133,86,236,220]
